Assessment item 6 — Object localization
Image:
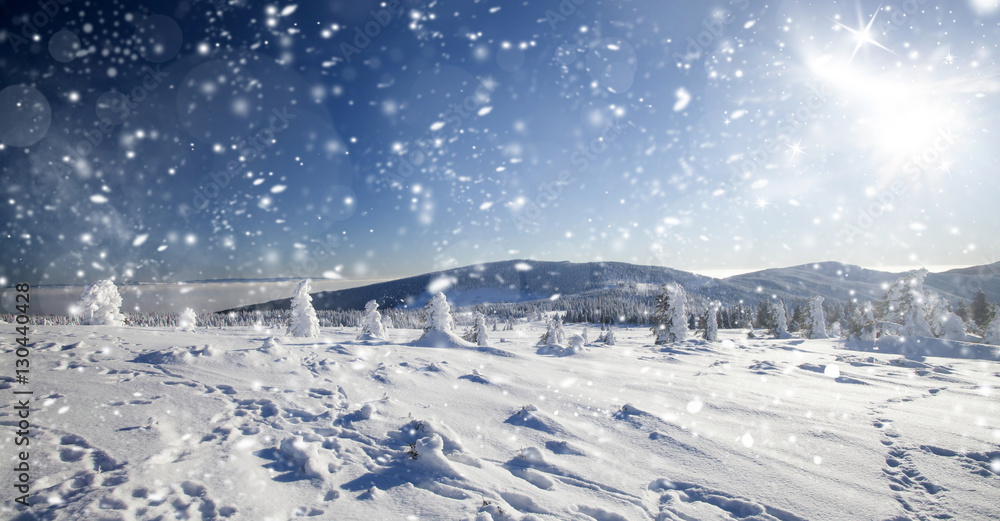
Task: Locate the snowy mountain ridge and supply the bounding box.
[227,259,1000,313]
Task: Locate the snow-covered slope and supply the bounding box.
[230,260,718,312]
[226,260,1000,315]
[3,325,998,520]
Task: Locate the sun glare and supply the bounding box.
[809,57,962,161]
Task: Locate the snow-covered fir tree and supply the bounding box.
[804,296,828,339]
[702,302,719,341]
[970,290,995,334]
[358,299,388,341]
[860,303,877,341]
[463,312,490,346]
[771,300,791,339]
[538,314,567,346]
[421,292,455,332]
[286,279,320,337]
[581,327,589,343]
[603,327,616,345]
[178,307,197,332]
[652,283,687,344]
[847,302,878,341]
[880,269,933,338]
[75,280,126,326]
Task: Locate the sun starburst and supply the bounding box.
[787,140,807,159]
[831,4,895,62]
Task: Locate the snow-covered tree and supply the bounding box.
[75,280,126,326]
[652,283,687,344]
[771,300,791,339]
[463,312,490,346]
[421,292,455,332]
[581,327,589,344]
[936,311,968,341]
[358,299,388,341]
[926,293,968,340]
[538,314,567,346]
[970,290,995,334]
[804,296,828,339]
[880,269,934,338]
[847,302,878,341]
[178,307,197,332]
[286,279,320,337]
[702,302,719,341]
[983,317,1000,345]
[828,321,842,338]
[603,327,616,345]
[860,303,877,341]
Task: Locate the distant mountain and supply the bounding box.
[726,261,1000,305]
[225,259,1000,313]
[226,260,719,312]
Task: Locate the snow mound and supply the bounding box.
[614,403,652,420]
[132,346,212,365]
[748,360,781,374]
[410,330,476,348]
[356,332,389,344]
[536,343,583,356]
[277,436,340,480]
[458,368,491,384]
[504,405,564,434]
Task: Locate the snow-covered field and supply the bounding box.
[3,324,999,521]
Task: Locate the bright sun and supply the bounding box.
[808,56,962,161]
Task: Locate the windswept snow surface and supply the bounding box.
[2,325,998,520]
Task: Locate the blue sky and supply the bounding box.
[1,0,998,286]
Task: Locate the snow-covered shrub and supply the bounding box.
[178,307,197,332]
[828,321,842,338]
[935,311,968,341]
[358,299,388,341]
[287,279,320,337]
[75,280,126,326]
[538,314,567,346]
[603,327,616,345]
[462,312,490,346]
[652,283,687,344]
